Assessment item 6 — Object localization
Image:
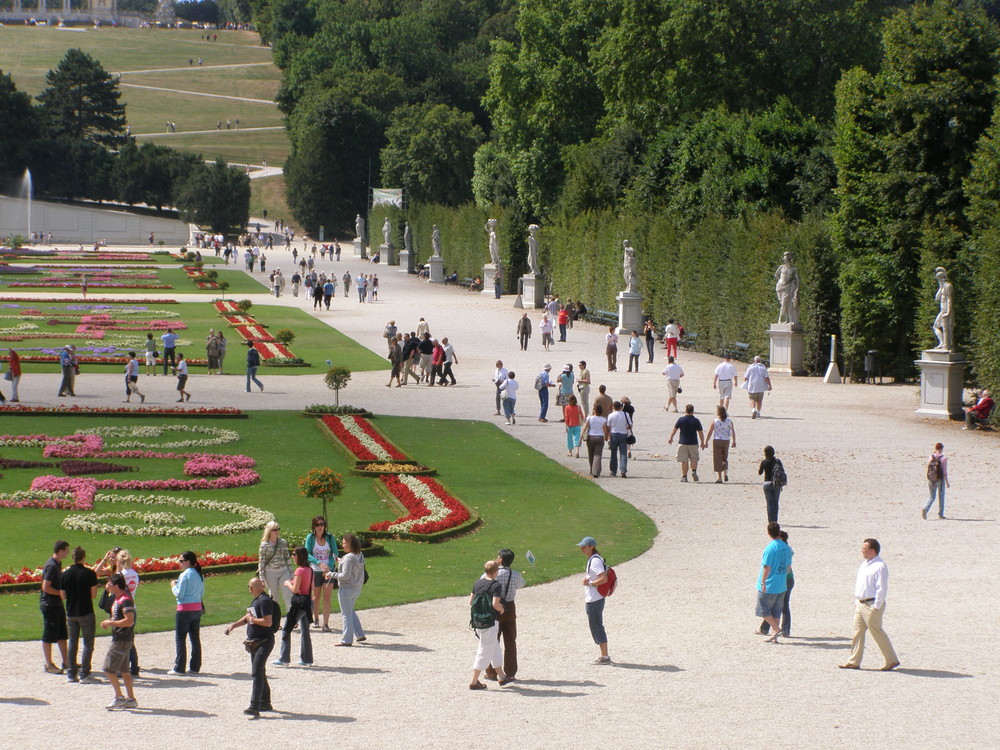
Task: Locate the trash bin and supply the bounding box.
[864,350,879,384]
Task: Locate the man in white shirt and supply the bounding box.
[662,356,684,413]
[742,356,772,419]
[840,538,899,671]
[484,549,526,683]
[713,355,738,409]
[493,360,508,416]
[607,401,632,478]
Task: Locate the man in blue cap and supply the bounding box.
[578,536,611,664]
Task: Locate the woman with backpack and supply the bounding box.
[923,442,949,520]
[758,445,784,523]
[274,547,313,667]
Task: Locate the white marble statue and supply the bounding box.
[355,214,365,241]
[486,218,500,266]
[526,224,541,276]
[623,240,638,293]
[431,225,441,257]
[403,222,412,253]
[382,217,392,247]
[774,251,801,325]
[933,266,954,351]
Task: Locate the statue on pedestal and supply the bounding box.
[774,251,800,325]
[382,217,392,247]
[355,214,365,241]
[932,266,954,351]
[527,224,541,275]
[486,218,500,266]
[431,225,441,257]
[403,222,412,254]
[622,240,638,293]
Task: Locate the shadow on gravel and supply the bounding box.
[611,663,683,673]
[356,630,404,637]
[134,708,216,718]
[138,677,218,688]
[895,668,973,679]
[513,678,602,688]
[781,525,830,530]
[170,671,252,681]
[0,697,49,706]
[292,666,387,675]
[266,711,355,722]
[358,642,433,653]
[503,686,590,698]
[939,517,994,523]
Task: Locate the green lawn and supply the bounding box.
[0,268,266,295]
[141,129,290,168]
[0,413,656,639]
[3,299,387,374]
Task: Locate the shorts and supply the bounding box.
[755,591,786,619]
[103,639,133,673]
[41,605,68,643]
[749,391,765,403]
[718,380,733,399]
[419,354,432,371]
[676,444,699,463]
[145,352,156,365]
[312,570,332,587]
[177,375,188,390]
[666,379,680,398]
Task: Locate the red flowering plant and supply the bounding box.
[298,467,344,519]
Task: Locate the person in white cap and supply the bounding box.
[578,536,611,664]
[536,364,555,422]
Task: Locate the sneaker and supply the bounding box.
[243,707,260,717]
[505,421,511,425]
[593,656,612,665]
[80,675,100,684]
[691,471,699,482]
[260,704,274,712]
[921,508,927,520]
[121,698,138,709]
[44,664,64,674]
[67,674,79,683]
[139,394,145,403]
[106,696,127,710]
[751,411,757,419]
[680,476,688,482]
[298,661,313,667]
[272,660,289,667]
[512,417,516,424]
[166,669,185,676]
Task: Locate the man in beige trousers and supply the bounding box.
[839,538,899,671]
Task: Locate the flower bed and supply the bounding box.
[352,461,435,477]
[0,298,179,304]
[6,282,173,289]
[0,405,247,418]
[302,404,371,416]
[321,416,408,461]
[74,425,240,450]
[369,474,477,538]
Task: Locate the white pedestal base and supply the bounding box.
[398,250,414,273]
[915,350,969,420]
[616,291,643,336]
[380,243,396,266]
[483,264,502,296]
[768,324,805,375]
[521,275,545,308]
[428,256,445,283]
[353,239,366,259]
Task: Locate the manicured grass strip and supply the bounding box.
[0,413,655,639]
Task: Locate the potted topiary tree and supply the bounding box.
[275,329,295,345]
[236,299,253,313]
[298,467,344,520]
[324,366,352,406]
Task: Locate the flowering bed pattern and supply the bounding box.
[211,302,296,361]
[320,416,475,539]
[1,550,255,586]
[1,265,171,289]
[0,404,245,417]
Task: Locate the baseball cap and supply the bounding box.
[577,536,597,547]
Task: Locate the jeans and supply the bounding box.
[337,585,366,645]
[646,338,655,362]
[246,366,263,392]
[358,287,365,302]
[495,384,504,413]
[609,433,628,475]
[925,480,945,517]
[67,613,95,677]
[279,599,313,663]
[519,333,529,350]
[586,435,605,477]
[559,323,567,342]
[759,575,793,636]
[162,348,176,375]
[439,362,456,385]
[586,598,607,644]
[566,425,582,452]
[250,636,274,710]
[763,481,781,523]
[58,366,75,396]
[502,397,516,421]
[174,609,202,673]
[539,387,549,419]
[628,353,639,372]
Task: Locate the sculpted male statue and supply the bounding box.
[431,225,441,257]
[355,214,365,241]
[775,251,801,325]
[486,219,500,267]
[527,224,541,275]
[933,266,954,351]
[403,222,412,253]
[623,240,638,293]
[382,217,392,247]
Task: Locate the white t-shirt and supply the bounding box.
[744,363,770,392]
[585,555,606,603]
[503,378,519,399]
[714,362,737,380]
[176,360,188,376]
[311,539,331,572]
[607,410,631,435]
[663,363,684,380]
[587,415,608,437]
[665,324,680,339]
[123,568,139,600]
[494,367,508,385]
[712,418,734,441]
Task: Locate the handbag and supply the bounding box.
[3,370,11,381]
[153,350,159,358]
[556,393,571,407]
[98,588,114,613]
[626,433,637,446]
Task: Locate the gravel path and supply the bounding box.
[3,247,999,748]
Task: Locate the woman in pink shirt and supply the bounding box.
[275,547,313,666]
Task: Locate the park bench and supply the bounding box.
[586,309,619,328]
[679,332,698,350]
[725,342,752,361]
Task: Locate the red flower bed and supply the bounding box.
[7,282,173,289]
[233,324,275,342]
[322,416,408,461]
[0,404,242,416]
[4,355,208,365]
[214,300,240,313]
[0,551,257,585]
[369,475,471,535]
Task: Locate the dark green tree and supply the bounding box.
[0,70,38,181]
[175,159,251,236]
[36,48,127,147]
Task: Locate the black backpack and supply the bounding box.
[470,589,496,630]
[269,596,282,634]
[772,458,788,488]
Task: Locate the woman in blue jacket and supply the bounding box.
[169,551,205,675]
[305,517,339,632]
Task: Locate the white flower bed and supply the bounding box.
[388,474,450,533]
[74,424,240,450]
[340,416,392,460]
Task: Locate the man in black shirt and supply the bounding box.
[40,540,70,674]
[61,546,98,682]
[101,573,137,710]
[225,577,276,717]
[668,403,705,482]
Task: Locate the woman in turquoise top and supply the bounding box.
[305,517,339,631]
[557,364,575,413]
[170,551,205,675]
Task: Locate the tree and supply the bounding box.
[0,70,38,181]
[380,103,484,205]
[297,467,344,521]
[175,159,251,237]
[36,48,127,148]
[324,366,352,406]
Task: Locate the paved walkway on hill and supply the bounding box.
[3,245,998,748]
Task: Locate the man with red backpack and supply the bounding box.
[578,536,615,665]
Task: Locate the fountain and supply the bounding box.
[21,168,32,240]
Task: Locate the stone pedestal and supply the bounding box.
[398,250,414,273]
[380,243,396,266]
[428,256,445,283]
[616,291,643,336]
[768,324,806,376]
[483,264,501,296]
[915,349,969,420]
[353,238,366,259]
[521,274,545,308]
